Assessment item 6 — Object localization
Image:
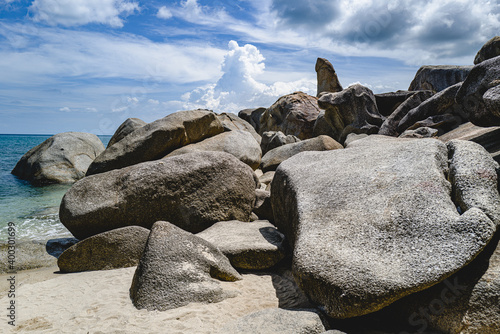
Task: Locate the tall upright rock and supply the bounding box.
[316,57,343,97]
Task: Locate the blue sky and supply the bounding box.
[0,0,499,135]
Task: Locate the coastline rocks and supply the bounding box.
[318,84,385,144]
[12,132,104,185]
[455,56,500,126]
[271,136,497,319]
[408,65,472,92]
[217,112,261,144]
[259,92,321,140]
[165,130,262,170]
[238,107,266,133]
[261,131,301,156]
[86,109,224,176]
[261,135,343,172]
[474,36,500,64]
[316,57,343,97]
[107,118,146,148]
[57,226,149,272]
[219,308,327,334]
[60,151,257,239]
[197,220,286,270]
[375,90,417,117]
[130,221,241,311]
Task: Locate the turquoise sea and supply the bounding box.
[0,134,110,242]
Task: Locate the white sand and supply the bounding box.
[0,267,282,333]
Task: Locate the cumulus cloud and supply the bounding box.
[182,40,315,112]
[28,0,140,27]
[157,6,173,20]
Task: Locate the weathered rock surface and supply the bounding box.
[12,132,104,185]
[455,56,500,126]
[318,84,385,144]
[57,226,149,272]
[399,127,438,138]
[165,130,262,170]
[130,221,241,311]
[238,107,266,133]
[261,131,301,156]
[474,36,500,64]
[261,135,343,172]
[86,109,224,175]
[316,57,343,97]
[60,151,257,239]
[397,83,465,135]
[259,92,321,140]
[107,118,147,148]
[253,189,274,221]
[378,90,434,136]
[217,112,261,144]
[219,308,327,334]
[312,110,339,139]
[408,65,472,92]
[271,135,497,319]
[197,220,285,270]
[439,122,500,163]
[375,90,417,116]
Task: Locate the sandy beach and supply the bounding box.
[0,266,294,333]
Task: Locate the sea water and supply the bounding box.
[0,134,110,242]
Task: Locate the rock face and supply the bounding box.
[261,135,343,172]
[397,83,465,135]
[378,90,434,136]
[318,84,385,144]
[474,36,500,64]
[107,118,147,148]
[130,221,241,311]
[238,107,266,133]
[196,220,286,270]
[259,92,321,140]
[316,57,343,97]
[456,56,500,126]
[408,65,473,92]
[165,130,262,170]
[439,122,500,163]
[57,226,149,272]
[219,308,327,334]
[12,132,104,185]
[217,113,261,144]
[271,135,498,319]
[253,189,274,221]
[260,131,301,156]
[374,90,417,116]
[60,151,257,239]
[399,127,438,138]
[86,109,224,176]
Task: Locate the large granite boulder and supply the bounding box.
[130,221,241,311]
[238,107,266,133]
[261,135,343,172]
[260,131,301,156]
[439,122,500,163]
[197,220,286,270]
[219,308,327,334]
[397,83,465,135]
[60,151,257,239]
[312,110,338,139]
[378,90,434,136]
[259,92,321,140]
[455,56,500,126]
[474,36,500,64]
[107,118,146,148]
[165,130,262,170]
[408,65,472,92]
[12,132,104,185]
[86,109,224,176]
[316,57,343,97]
[318,84,385,144]
[57,226,149,272]
[374,90,417,117]
[217,112,261,144]
[271,136,498,319]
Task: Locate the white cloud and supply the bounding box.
[168,0,233,26]
[182,40,315,112]
[147,99,160,105]
[29,0,140,27]
[59,106,70,112]
[157,6,172,20]
[85,107,98,113]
